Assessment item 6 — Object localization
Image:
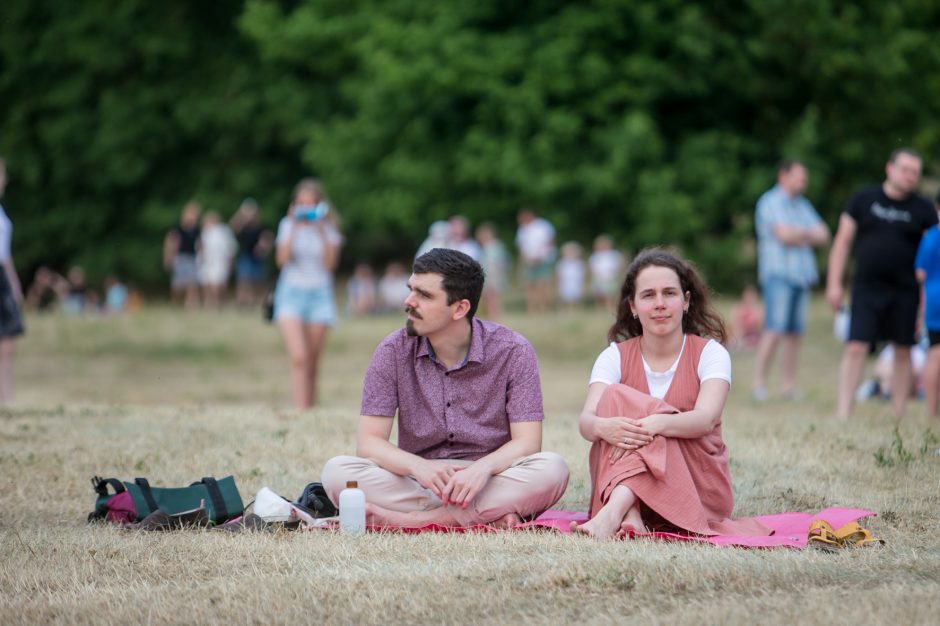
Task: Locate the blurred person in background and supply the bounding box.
[416,220,450,259]
[274,178,342,409]
[26,266,67,312]
[0,158,24,404]
[346,262,378,316]
[827,148,936,419]
[230,198,273,307]
[379,262,410,313]
[515,208,556,314]
[557,241,586,312]
[914,190,940,417]
[104,275,129,315]
[751,160,830,401]
[589,234,624,313]
[475,222,509,320]
[62,266,89,315]
[447,215,481,261]
[164,200,202,309]
[729,285,763,352]
[198,210,237,309]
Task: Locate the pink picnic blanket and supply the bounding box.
[365,507,875,549]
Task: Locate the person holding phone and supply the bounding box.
[274,178,342,408]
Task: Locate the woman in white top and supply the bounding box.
[274,178,342,408]
[198,210,237,308]
[0,158,24,405]
[572,248,770,540]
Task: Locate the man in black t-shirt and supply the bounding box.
[826,148,937,419]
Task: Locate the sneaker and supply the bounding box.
[781,389,804,402]
[751,388,768,402]
[855,379,880,402]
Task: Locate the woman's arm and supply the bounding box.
[578,382,653,449]
[275,220,294,268]
[2,258,22,306]
[320,222,340,273]
[641,378,729,439]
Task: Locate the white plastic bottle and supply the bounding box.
[339,480,366,535]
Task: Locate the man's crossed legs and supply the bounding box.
[321,452,569,528]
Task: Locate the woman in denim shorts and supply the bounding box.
[274,178,342,408]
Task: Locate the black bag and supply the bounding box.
[295,482,337,518]
[262,287,275,322]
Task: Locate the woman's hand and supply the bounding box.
[594,416,653,462]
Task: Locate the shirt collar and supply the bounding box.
[416,318,485,368]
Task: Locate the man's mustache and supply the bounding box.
[405,306,423,320]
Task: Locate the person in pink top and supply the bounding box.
[572,248,771,539]
[321,248,569,528]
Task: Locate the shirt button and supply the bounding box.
[446,402,451,407]
[448,433,455,439]
[447,441,453,446]
[445,372,450,376]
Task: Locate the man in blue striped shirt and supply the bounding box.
[751,160,831,401]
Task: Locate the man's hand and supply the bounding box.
[825,284,844,312]
[440,461,494,508]
[411,459,458,499]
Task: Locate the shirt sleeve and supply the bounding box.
[804,200,824,227]
[505,341,545,422]
[325,223,344,246]
[844,191,864,221]
[359,336,400,417]
[755,192,782,241]
[923,201,939,229]
[0,211,10,262]
[275,217,292,244]
[588,343,621,386]
[697,340,732,385]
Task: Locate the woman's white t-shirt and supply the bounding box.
[276,218,342,289]
[589,336,732,400]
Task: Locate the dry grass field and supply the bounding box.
[1,301,939,625]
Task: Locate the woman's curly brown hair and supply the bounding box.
[608,247,727,344]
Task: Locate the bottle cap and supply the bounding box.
[346,481,358,489]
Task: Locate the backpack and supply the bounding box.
[88,475,244,525]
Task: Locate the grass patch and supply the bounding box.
[1,302,939,624]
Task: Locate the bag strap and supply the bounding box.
[92,476,126,498]
[200,477,229,522]
[134,477,160,513]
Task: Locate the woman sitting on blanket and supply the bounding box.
[573,248,771,539]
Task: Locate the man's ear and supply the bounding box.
[452,299,471,321]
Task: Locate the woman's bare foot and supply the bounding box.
[570,507,623,540]
[616,505,646,538]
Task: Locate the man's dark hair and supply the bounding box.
[889,147,921,163]
[413,248,485,319]
[776,159,804,174]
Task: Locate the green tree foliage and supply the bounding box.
[2,0,939,292]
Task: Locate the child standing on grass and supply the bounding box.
[557,241,586,311]
[914,191,940,417]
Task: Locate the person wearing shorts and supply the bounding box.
[915,190,940,417]
[515,208,556,314]
[751,160,830,401]
[274,178,342,408]
[827,148,938,419]
[163,201,202,309]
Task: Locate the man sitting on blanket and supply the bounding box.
[321,248,569,528]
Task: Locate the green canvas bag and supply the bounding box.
[89,475,243,524]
